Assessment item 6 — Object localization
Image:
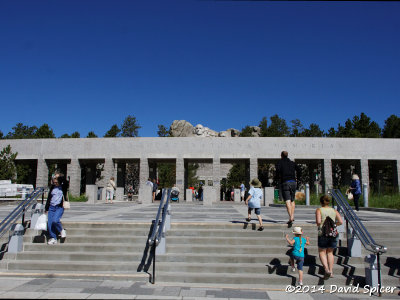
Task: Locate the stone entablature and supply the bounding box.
[2,137,398,160]
[1,137,399,197]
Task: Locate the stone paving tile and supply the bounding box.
[87,293,135,299]
[38,292,90,299]
[0,291,46,299]
[159,286,181,296]
[267,290,313,300]
[135,296,183,300]
[180,288,207,297]
[0,278,31,291]
[207,289,268,299]
[50,279,101,289]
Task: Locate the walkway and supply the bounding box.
[0,200,399,299]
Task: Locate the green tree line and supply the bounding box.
[0,113,399,139]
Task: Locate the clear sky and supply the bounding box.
[0,0,399,137]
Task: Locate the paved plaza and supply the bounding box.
[0,200,399,299]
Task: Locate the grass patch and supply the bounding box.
[68,193,88,202]
[273,189,400,210]
[368,194,400,210]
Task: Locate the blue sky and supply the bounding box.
[0,0,399,137]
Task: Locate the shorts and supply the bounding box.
[248,207,261,215]
[240,191,245,198]
[281,181,296,202]
[291,255,304,271]
[318,236,337,249]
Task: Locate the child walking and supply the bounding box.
[285,226,310,286]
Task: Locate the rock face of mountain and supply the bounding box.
[170,120,245,137]
[169,120,260,137]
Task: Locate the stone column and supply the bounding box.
[397,160,400,193]
[139,158,149,186]
[212,156,221,202]
[360,159,370,190]
[176,157,184,198]
[249,158,258,181]
[67,159,81,196]
[101,159,115,186]
[35,159,48,189]
[139,157,149,201]
[323,159,333,193]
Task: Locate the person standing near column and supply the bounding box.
[349,174,362,211]
[275,151,301,228]
[240,182,245,202]
[106,177,116,204]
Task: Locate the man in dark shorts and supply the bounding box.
[275,151,301,227]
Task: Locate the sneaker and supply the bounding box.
[61,229,67,238]
[47,238,57,245]
[257,226,264,231]
[291,266,296,272]
[298,281,303,286]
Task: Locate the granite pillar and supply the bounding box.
[67,159,81,196]
[249,158,258,181]
[397,160,400,193]
[176,157,184,199]
[35,159,48,189]
[323,158,333,193]
[361,159,370,190]
[212,157,221,202]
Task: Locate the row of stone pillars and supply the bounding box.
[31,158,400,199]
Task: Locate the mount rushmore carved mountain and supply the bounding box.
[169,120,260,137]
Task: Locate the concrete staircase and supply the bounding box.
[0,220,398,289]
[155,222,400,288]
[0,222,150,282]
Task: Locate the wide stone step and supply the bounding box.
[14,251,144,262]
[60,222,151,229]
[6,260,141,272]
[165,244,322,255]
[24,235,148,244]
[154,262,366,276]
[165,236,318,246]
[0,270,149,282]
[23,243,144,252]
[157,253,365,265]
[166,229,305,238]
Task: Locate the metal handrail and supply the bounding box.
[330,189,386,254]
[148,188,171,284]
[148,189,167,246]
[155,189,171,246]
[0,187,45,240]
[330,189,386,296]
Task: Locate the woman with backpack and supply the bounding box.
[315,195,343,280]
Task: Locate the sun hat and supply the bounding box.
[292,226,303,235]
[250,178,262,188]
[352,174,359,180]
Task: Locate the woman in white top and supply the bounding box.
[106,177,116,204]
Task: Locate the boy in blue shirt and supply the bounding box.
[285,226,310,286]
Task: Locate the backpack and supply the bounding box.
[321,216,338,238]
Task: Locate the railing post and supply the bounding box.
[347,226,362,257]
[151,243,156,284]
[364,254,380,293]
[363,183,368,208]
[305,184,310,206]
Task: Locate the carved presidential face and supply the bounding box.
[194,124,204,135]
